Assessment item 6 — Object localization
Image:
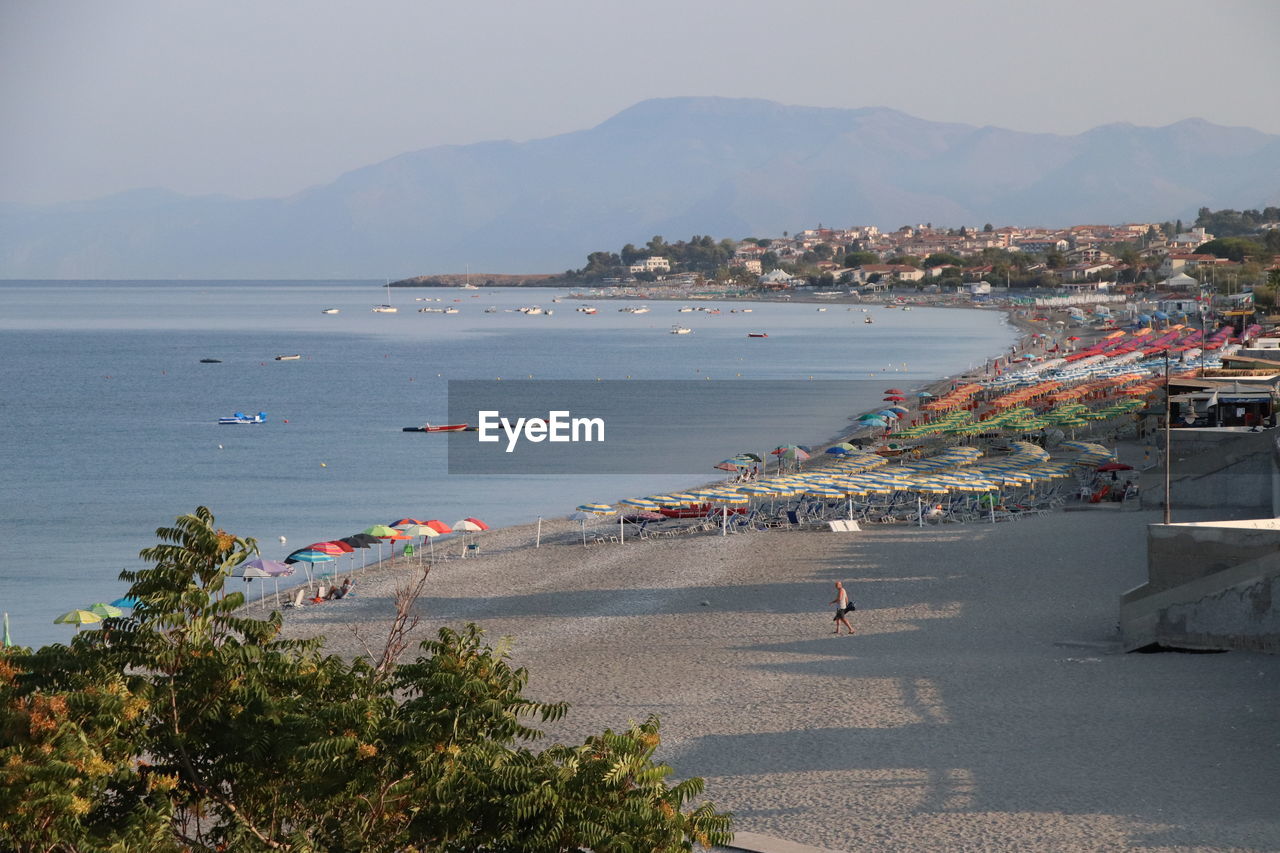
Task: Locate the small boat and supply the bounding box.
[678,306,694,313]
[199,358,222,363]
[817,307,828,312]
[705,309,720,315]
[748,332,768,338]
[741,308,752,313]
[275,354,301,361]
[321,308,340,314]
[577,306,598,314]
[373,280,397,312]
[219,411,266,425]
[864,316,874,324]
[443,307,460,314]
[484,306,498,313]
[402,423,470,432]
[670,325,692,335]
[419,307,442,313]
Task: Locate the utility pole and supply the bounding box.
[1163,348,1172,524]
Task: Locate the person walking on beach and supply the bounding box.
[830,581,855,635]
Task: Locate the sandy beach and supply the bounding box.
[278,501,1280,852]
[270,309,1280,852]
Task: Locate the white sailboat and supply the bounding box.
[373,280,398,313]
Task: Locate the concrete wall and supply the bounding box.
[1145,428,1280,515]
[1120,520,1280,652]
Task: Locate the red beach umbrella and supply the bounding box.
[883,395,906,402]
[424,520,453,534]
[1096,462,1133,472]
[884,388,904,394]
[463,517,489,531]
[306,541,349,555]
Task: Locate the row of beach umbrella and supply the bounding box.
[51,517,492,632]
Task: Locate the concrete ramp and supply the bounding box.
[1121,519,1280,653]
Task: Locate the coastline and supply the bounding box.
[268,302,1280,850]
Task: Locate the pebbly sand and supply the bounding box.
[277,505,1280,852]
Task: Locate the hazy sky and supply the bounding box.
[3,0,1278,205]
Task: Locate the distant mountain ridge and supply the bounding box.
[4,97,1279,278]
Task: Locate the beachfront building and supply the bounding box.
[851,263,925,284]
[628,256,671,274]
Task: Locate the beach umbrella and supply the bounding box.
[397,523,441,562]
[647,495,687,507]
[285,549,334,591]
[305,541,349,555]
[363,525,401,564]
[110,596,140,609]
[2,613,9,647]
[573,503,614,545]
[228,565,273,608]
[714,458,749,471]
[87,602,123,618]
[1096,462,1133,472]
[884,388,904,394]
[241,558,292,607]
[737,452,764,462]
[54,609,102,632]
[883,395,906,402]
[389,518,427,527]
[462,517,489,531]
[424,520,454,535]
[451,519,486,532]
[346,532,381,546]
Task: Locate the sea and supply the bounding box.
[0,280,1017,648]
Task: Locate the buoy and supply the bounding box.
[283,419,288,423]
[217,444,223,449]
[320,462,326,467]
[279,536,286,545]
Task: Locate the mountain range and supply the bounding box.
[5,97,1280,278]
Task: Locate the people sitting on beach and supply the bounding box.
[325,579,353,600]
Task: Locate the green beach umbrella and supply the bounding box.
[54,609,102,632]
[87,602,123,618]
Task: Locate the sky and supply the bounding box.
[2,0,1278,206]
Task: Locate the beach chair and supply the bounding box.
[462,543,480,558]
[285,589,305,608]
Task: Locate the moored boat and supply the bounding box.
[321,308,340,314]
[219,411,266,425]
[670,325,692,335]
[275,354,301,361]
[199,358,222,363]
[747,332,768,338]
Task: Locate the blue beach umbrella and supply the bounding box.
[284,549,334,591]
[110,596,140,609]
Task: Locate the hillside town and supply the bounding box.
[564,210,1280,310]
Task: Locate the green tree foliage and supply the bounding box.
[572,235,737,280]
[923,253,963,268]
[1,508,732,852]
[1196,237,1268,263]
[843,251,879,267]
[1195,206,1280,237]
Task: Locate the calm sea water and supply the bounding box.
[0,281,1016,647]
